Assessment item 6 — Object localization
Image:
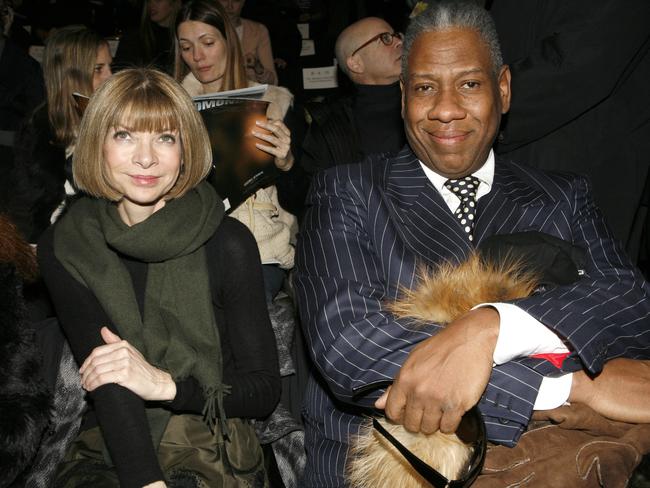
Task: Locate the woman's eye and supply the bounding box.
[180,45,190,52]
[113,130,130,140]
[159,133,176,143]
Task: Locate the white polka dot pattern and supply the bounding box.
[444,176,481,241]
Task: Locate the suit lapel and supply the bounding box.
[474,158,551,244]
[383,147,473,267]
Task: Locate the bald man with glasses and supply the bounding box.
[302,17,406,175]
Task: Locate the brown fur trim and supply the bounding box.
[0,214,38,283]
[347,253,539,487]
[388,252,539,325]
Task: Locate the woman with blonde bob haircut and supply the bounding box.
[38,68,280,487]
[73,67,211,201]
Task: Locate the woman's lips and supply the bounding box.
[130,175,160,185]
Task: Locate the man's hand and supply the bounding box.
[570,358,650,424]
[375,307,499,434]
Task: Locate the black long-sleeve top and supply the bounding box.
[38,216,281,488]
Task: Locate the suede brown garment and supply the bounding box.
[476,403,650,487]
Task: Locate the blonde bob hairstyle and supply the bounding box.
[73,68,212,201]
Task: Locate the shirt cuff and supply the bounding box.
[475,302,569,365]
[534,373,573,410]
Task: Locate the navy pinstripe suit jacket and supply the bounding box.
[294,146,650,485]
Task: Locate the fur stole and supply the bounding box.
[347,252,539,488]
[0,216,51,487]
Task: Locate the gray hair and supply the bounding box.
[401,0,504,78]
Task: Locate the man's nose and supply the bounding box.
[428,87,466,123]
[134,140,157,169]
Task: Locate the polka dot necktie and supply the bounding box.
[444,176,481,241]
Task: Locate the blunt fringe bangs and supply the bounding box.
[73,68,212,201]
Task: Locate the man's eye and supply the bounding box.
[414,84,433,93]
[462,81,480,89]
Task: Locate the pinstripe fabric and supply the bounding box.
[293,146,650,487]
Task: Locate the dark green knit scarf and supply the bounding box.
[54,182,228,447]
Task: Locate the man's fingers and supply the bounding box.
[439,406,464,434]
[420,407,443,435]
[402,400,425,432]
[383,386,407,424]
[374,385,390,409]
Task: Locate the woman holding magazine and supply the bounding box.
[38,68,280,487]
[174,0,301,304]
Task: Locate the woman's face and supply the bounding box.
[92,43,113,92]
[177,20,228,91]
[103,124,182,222]
[149,0,179,27]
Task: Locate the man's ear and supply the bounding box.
[346,54,364,75]
[498,64,511,114]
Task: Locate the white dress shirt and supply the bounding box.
[419,150,572,409]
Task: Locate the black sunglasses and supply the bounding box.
[352,380,487,488]
[350,31,403,57]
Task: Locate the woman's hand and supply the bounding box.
[252,119,294,171]
[79,327,177,401]
[142,482,166,488]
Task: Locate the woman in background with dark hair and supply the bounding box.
[113,0,180,74]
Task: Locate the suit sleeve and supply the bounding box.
[294,166,544,428]
[294,168,435,406]
[512,174,650,373]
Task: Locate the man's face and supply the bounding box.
[354,19,403,84]
[401,28,510,178]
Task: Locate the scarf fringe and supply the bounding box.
[202,384,232,440]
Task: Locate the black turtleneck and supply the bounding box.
[352,81,405,158]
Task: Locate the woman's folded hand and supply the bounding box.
[79,327,177,402]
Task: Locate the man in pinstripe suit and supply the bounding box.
[294,2,650,486]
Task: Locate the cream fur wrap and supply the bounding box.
[346,252,539,488]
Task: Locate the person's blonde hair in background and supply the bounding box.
[43,26,112,151]
[74,68,211,201]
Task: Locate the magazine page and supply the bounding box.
[193,86,278,212]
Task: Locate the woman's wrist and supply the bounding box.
[157,371,177,402]
[276,151,294,172]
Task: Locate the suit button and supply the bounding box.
[499,418,510,425]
